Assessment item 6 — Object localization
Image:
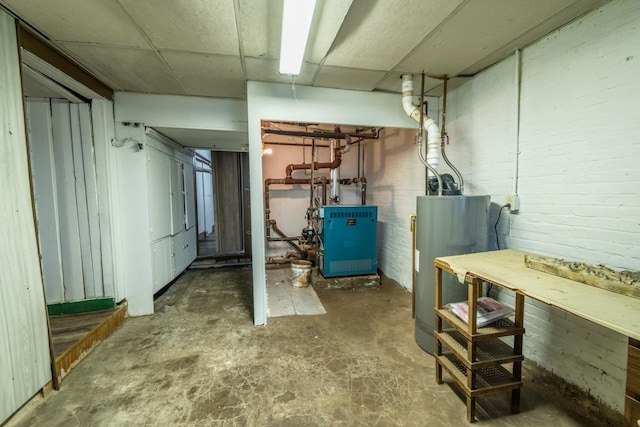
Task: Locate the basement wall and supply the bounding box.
[442,0,640,411]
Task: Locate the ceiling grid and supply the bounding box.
[0,0,610,99]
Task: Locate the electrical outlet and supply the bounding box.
[506,195,520,213]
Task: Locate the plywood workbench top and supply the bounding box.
[435,249,640,341]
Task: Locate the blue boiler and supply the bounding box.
[318,205,378,278]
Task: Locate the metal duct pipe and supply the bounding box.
[401,74,441,169]
[361,181,367,205]
[330,140,340,204]
[309,138,315,208]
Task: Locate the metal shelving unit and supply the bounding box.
[434,262,525,423]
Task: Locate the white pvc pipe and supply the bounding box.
[401,75,440,168]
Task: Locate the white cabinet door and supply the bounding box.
[183,228,197,268]
[170,160,185,236]
[172,228,197,275]
[147,148,171,240]
[152,237,173,293]
[183,162,196,230]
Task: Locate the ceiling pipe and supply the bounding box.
[401,74,441,169]
[285,147,343,178]
[262,128,379,140]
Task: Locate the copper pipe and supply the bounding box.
[263,141,332,148]
[270,222,303,254]
[264,177,328,254]
[263,128,379,140]
[285,147,342,178]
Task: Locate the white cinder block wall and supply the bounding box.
[368,127,427,289]
[441,0,640,411]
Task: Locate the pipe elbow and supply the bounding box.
[424,118,441,141]
[402,73,439,168]
[285,164,294,177]
[402,97,418,117]
[338,144,352,156]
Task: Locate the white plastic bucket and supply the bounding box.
[290,260,312,287]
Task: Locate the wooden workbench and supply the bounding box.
[434,249,640,424]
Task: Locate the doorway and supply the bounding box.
[195,150,251,259]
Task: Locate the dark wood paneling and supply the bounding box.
[213,152,244,254]
[18,25,113,100]
[241,152,251,255]
[625,395,640,427]
[628,343,640,398]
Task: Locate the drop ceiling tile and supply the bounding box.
[2,0,149,47]
[397,0,576,76]
[61,43,184,94]
[236,0,281,59]
[424,76,470,97]
[313,66,386,92]
[236,0,352,64]
[458,0,611,75]
[120,0,239,55]
[323,0,463,70]
[374,72,442,94]
[162,51,245,98]
[245,58,317,85]
[306,0,353,63]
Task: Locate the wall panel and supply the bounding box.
[0,10,51,423]
[26,99,65,303]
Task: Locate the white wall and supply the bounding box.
[111,122,154,316]
[0,10,51,423]
[114,92,247,132]
[91,99,119,301]
[443,0,640,411]
[247,82,420,325]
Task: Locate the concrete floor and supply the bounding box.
[10,266,619,426]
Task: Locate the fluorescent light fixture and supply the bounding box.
[279,0,316,76]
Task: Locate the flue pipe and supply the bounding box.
[402,74,441,169]
[330,139,340,204]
